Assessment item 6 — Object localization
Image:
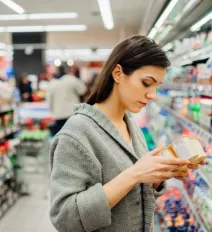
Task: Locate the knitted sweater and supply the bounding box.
[50,103,165,232]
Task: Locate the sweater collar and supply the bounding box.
[74,103,142,161]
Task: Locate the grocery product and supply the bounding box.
[160,135,207,164]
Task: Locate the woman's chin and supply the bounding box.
[127,106,143,113]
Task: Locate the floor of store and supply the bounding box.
[0,173,56,232]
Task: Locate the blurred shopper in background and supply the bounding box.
[47,66,87,135]
[19,73,33,102]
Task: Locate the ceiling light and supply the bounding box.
[148,0,178,39]
[0,0,24,14]
[163,43,173,51]
[0,25,87,33]
[155,0,179,28]
[45,25,87,32]
[0,14,27,20]
[54,59,62,67]
[67,59,74,66]
[28,12,78,20]
[190,11,212,32]
[6,26,45,32]
[174,0,201,23]
[0,42,6,49]
[97,0,114,30]
[0,12,78,21]
[148,27,158,39]
[157,25,173,42]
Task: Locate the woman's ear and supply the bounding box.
[112,64,123,83]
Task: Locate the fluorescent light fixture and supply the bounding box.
[0,12,78,21]
[147,0,178,39]
[7,26,45,32]
[163,43,173,51]
[28,12,78,20]
[0,27,5,32]
[157,25,173,42]
[0,14,27,20]
[174,0,200,23]
[54,59,62,67]
[0,25,87,32]
[97,0,114,30]
[148,27,158,39]
[190,11,212,32]
[0,0,24,14]
[0,42,6,49]
[155,0,179,28]
[96,49,112,55]
[67,59,74,66]
[45,25,87,32]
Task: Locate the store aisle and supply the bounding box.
[0,174,56,232]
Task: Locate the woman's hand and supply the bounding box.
[188,160,206,170]
[129,147,190,184]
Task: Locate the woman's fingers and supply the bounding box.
[188,164,198,170]
[157,156,190,166]
[160,170,189,180]
[158,164,184,171]
[199,160,206,165]
[148,146,164,156]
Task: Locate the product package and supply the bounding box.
[160,136,207,165]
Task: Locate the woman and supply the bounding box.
[50,36,195,232]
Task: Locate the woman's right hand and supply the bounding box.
[129,147,190,184]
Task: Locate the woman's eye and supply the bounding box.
[142,82,150,87]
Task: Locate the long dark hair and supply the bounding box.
[86,35,170,105]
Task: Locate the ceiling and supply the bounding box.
[0,0,166,49]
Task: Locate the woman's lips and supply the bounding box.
[139,101,147,106]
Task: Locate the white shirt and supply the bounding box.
[47,75,87,119]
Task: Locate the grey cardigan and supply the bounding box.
[50,103,165,232]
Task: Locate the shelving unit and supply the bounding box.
[0,104,16,114]
[160,83,212,97]
[155,102,212,146]
[0,126,19,140]
[178,183,208,232]
[171,44,212,66]
[197,169,212,191]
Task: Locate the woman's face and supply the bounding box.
[113,65,166,113]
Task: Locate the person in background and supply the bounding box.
[19,73,32,102]
[47,66,87,135]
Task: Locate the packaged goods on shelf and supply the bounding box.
[157,186,202,232]
[0,81,13,107]
[0,139,19,219]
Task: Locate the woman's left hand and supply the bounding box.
[188,160,206,170]
[175,160,206,181]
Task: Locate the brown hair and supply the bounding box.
[86,35,170,105]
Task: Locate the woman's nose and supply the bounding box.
[146,92,157,101]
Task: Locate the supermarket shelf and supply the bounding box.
[179,184,208,232]
[0,193,19,220]
[160,83,212,97]
[0,173,14,187]
[197,169,212,191]
[171,44,212,66]
[0,104,16,114]
[155,102,212,146]
[0,126,20,140]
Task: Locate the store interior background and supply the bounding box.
[0,0,212,231]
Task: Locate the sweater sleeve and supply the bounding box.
[50,134,111,232]
[153,182,166,199]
